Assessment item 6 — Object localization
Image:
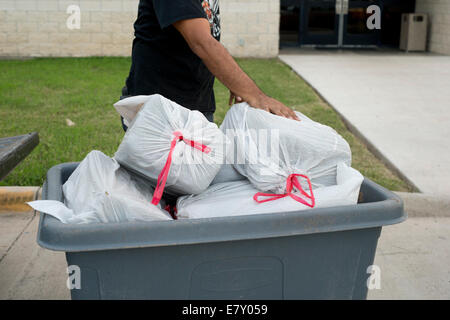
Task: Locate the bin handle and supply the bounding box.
[253,174,316,208]
[151,131,211,206]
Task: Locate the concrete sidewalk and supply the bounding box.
[0,210,70,299]
[368,216,450,299]
[0,198,449,300]
[279,49,450,196]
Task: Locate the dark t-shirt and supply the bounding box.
[125,0,221,113]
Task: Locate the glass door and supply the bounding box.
[298,0,382,47]
[280,1,301,45]
[343,0,381,46]
[300,0,340,45]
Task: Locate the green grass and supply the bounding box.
[0,57,413,191]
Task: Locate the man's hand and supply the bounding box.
[249,94,299,120]
[229,91,243,106]
[173,18,299,121]
[228,90,298,120]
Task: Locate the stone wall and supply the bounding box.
[220,0,280,58]
[0,0,138,57]
[0,0,280,58]
[416,0,450,55]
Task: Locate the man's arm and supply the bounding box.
[173,18,298,120]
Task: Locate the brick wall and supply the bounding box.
[416,0,450,55]
[0,0,138,57]
[0,0,280,58]
[220,0,280,58]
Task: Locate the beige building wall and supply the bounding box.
[416,0,450,55]
[0,0,138,57]
[220,0,280,58]
[0,0,280,58]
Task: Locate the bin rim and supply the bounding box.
[37,162,405,253]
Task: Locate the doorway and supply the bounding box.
[280,0,383,47]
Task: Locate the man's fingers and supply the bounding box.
[274,108,285,118]
[229,92,244,106]
[249,95,299,121]
[289,109,300,121]
[271,104,289,119]
[275,105,300,121]
[283,111,292,119]
[281,105,299,121]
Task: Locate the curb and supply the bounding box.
[0,186,41,212]
[395,192,450,218]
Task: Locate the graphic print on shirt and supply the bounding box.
[201,0,221,40]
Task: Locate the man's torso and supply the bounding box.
[126,0,221,113]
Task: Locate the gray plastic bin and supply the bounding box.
[37,162,405,300]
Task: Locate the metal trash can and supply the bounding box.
[400,13,428,52]
[37,162,405,300]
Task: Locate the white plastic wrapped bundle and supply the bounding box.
[28,151,171,224]
[177,163,364,219]
[211,164,246,185]
[114,94,228,203]
[220,103,352,207]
